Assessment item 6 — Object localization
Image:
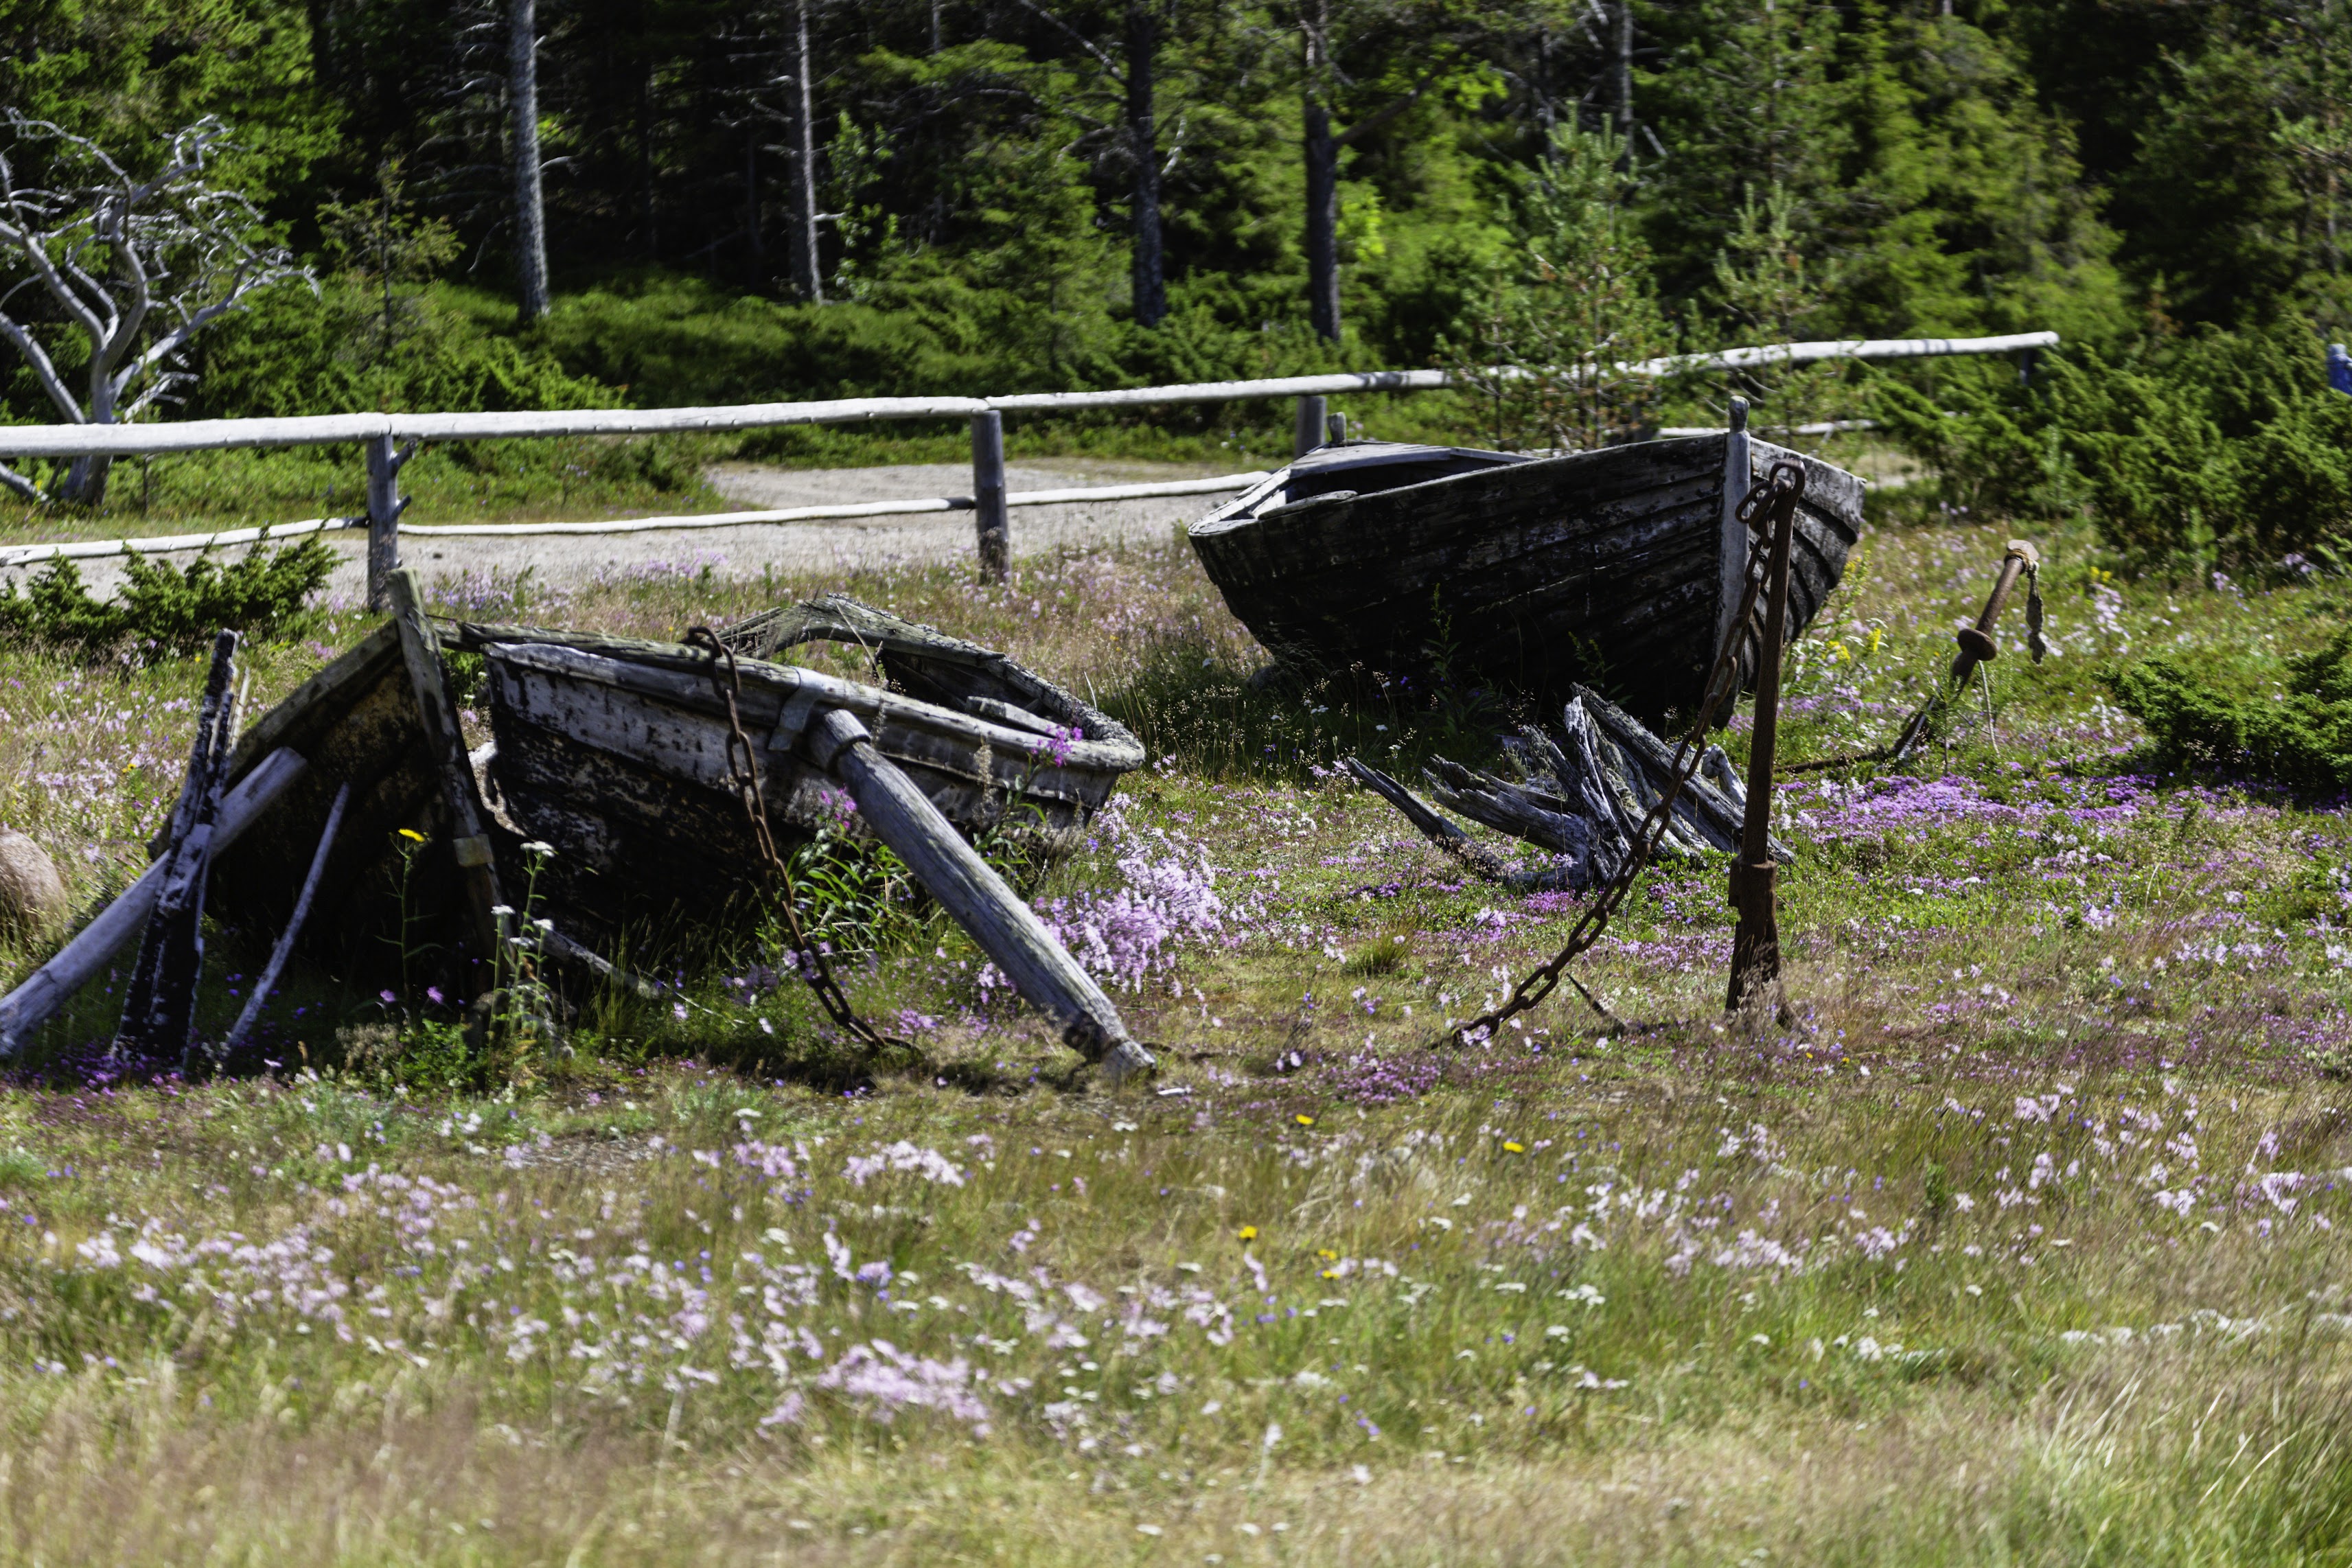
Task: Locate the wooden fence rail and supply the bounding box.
[0,330,2056,596]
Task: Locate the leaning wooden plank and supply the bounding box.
[1420,758,1596,863]
[113,632,241,1059]
[216,781,351,1063]
[1343,759,1577,893]
[1571,684,1792,862]
[0,748,309,1058]
[804,708,1153,1082]
[387,569,507,991]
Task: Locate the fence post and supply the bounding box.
[1714,396,1751,658]
[1293,395,1328,459]
[1326,411,1348,446]
[365,433,406,612]
[970,411,1008,583]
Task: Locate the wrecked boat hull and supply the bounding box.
[470,604,1144,935]
[1187,435,1867,726]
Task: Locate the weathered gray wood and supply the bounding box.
[483,636,1133,817]
[1716,396,1752,660]
[217,781,350,1061]
[113,633,240,1059]
[1344,759,1576,892]
[1293,395,1327,458]
[1188,435,1865,726]
[538,924,665,1001]
[1574,684,1790,863]
[805,708,1153,1081]
[1420,757,1595,866]
[365,434,411,612]
[971,411,1008,582]
[0,747,308,1058]
[387,569,507,989]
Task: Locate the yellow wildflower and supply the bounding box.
[1503,1141,1526,1154]
[1237,1225,1258,1241]
[1295,1114,1315,1127]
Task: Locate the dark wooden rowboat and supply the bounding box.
[1187,428,1867,726]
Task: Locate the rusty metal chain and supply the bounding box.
[682,626,909,1058]
[1446,461,1808,1046]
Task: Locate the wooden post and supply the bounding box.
[1294,394,1328,458]
[1727,465,1801,1016]
[805,708,1153,1081]
[365,433,408,612]
[386,568,507,994]
[971,411,1008,583]
[1714,397,1751,658]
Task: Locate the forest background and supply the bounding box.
[0,0,2350,580]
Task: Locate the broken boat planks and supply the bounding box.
[1352,684,1792,893]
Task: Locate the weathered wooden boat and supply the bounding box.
[203,617,465,980]
[441,595,1145,934]
[1187,417,1867,726]
[36,588,1152,1072]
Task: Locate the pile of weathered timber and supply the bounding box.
[1348,684,1791,892]
[0,581,1154,1079]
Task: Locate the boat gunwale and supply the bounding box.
[481,638,1146,785]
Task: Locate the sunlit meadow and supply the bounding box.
[4,470,2352,1563]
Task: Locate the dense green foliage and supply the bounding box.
[2114,622,2352,792]
[0,540,336,656]
[3,0,2352,565]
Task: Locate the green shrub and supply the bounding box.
[2110,623,2352,790]
[2055,324,2352,575]
[1871,366,2077,522]
[187,279,614,419]
[0,538,334,658]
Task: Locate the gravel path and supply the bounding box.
[21,457,1240,603]
[371,457,1233,601]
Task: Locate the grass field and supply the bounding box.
[2,482,2351,1564]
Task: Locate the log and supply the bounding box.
[804,708,1153,1081]
[387,569,507,991]
[1420,757,1596,866]
[0,747,309,1057]
[0,334,2055,459]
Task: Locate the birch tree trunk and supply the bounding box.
[1126,3,1166,327]
[510,0,551,323]
[790,0,825,305]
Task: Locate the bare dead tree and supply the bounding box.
[0,115,311,506]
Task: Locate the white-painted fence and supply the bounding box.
[0,330,2055,597]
